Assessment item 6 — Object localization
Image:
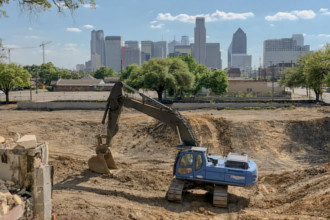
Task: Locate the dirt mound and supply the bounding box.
[248,163,330,218]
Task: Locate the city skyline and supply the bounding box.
[0,0,329,69]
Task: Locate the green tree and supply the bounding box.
[0,0,95,17]
[303,45,330,101]
[0,63,31,103]
[203,69,228,95]
[279,67,306,90]
[279,44,330,101]
[93,66,117,79]
[177,54,198,73]
[141,58,176,101]
[168,57,194,98]
[122,64,140,80]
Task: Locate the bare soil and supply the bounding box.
[0,106,329,219]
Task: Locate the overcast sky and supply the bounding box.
[0,0,329,70]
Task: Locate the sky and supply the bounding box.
[0,0,329,70]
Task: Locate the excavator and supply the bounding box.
[88,82,258,207]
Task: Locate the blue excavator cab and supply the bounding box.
[174,147,258,187]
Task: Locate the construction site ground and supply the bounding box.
[0,105,329,219]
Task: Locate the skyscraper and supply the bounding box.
[181,36,189,46]
[141,41,153,63]
[228,28,251,74]
[105,36,122,72]
[125,41,139,49]
[153,41,167,58]
[193,17,206,65]
[90,30,105,69]
[263,34,309,67]
[122,46,140,69]
[206,43,221,69]
[232,28,247,54]
[168,39,180,55]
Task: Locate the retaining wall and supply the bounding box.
[17,101,107,110]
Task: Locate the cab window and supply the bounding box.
[179,153,193,166]
[178,153,193,175]
[195,154,203,171]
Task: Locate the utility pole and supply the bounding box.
[40,41,52,64]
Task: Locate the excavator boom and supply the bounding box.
[88,81,199,174]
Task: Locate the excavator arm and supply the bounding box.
[88,81,199,174]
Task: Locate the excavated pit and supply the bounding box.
[0,108,329,219]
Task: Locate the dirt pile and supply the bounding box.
[247,163,330,218]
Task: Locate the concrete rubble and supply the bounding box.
[0,134,53,220]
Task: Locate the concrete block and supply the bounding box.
[0,201,9,216]
[16,135,37,149]
[33,200,52,220]
[41,144,49,164]
[13,195,23,205]
[34,165,52,187]
[0,136,5,143]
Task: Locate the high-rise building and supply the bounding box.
[193,17,206,65]
[91,53,101,71]
[227,42,232,68]
[122,46,140,69]
[153,41,167,58]
[181,36,189,46]
[105,36,122,72]
[90,30,105,67]
[125,41,139,49]
[231,54,252,75]
[174,45,192,55]
[263,34,310,67]
[168,39,180,55]
[206,43,221,69]
[141,41,153,63]
[76,64,85,71]
[292,34,304,47]
[228,28,251,74]
[232,28,247,54]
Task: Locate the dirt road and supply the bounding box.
[0,107,329,219]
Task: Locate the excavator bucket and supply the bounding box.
[88,151,117,174]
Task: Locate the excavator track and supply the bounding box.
[213,185,228,207]
[166,179,185,202]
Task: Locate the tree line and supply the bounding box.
[123,55,228,101]
[280,44,330,101]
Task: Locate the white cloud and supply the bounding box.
[318,34,330,37]
[28,27,33,31]
[157,10,254,23]
[82,4,97,8]
[303,33,307,36]
[24,35,40,39]
[150,20,157,24]
[270,23,275,27]
[319,8,330,15]
[83,24,94,29]
[265,10,316,21]
[150,23,164,29]
[293,10,316,19]
[265,12,298,21]
[66,28,82,32]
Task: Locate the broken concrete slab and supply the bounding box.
[16,135,37,149]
